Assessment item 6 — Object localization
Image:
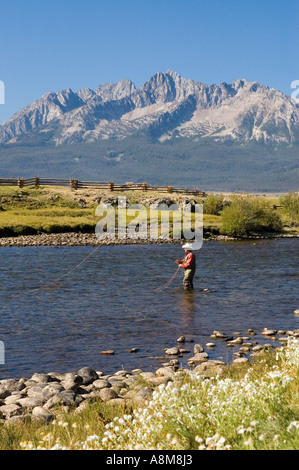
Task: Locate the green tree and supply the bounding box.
[221,197,282,237]
[281,191,299,226]
[203,193,226,215]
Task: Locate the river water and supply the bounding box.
[0,238,298,379]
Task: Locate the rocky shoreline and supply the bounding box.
[0,231,298,247]
[0,232,183,247]
[1,326,298,425]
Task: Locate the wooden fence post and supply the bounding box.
[70,179,79,189]
[2,175,205,196]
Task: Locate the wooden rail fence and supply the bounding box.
[0,177,206,197]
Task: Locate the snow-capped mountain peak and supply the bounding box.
[1,70,298,146]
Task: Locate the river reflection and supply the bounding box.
[180,290,196,315]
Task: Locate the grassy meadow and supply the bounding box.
[0,185,298,238]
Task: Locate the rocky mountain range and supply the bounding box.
[1,70,299,146]
[0,70,298,191]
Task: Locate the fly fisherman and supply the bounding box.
[176,243,196,290]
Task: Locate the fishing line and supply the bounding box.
[29,242,105,293]
[155,265,181,292]
[0,242,104,301]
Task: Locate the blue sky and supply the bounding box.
[0,0,298,123]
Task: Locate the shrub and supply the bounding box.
[221,197,282,236]
[0,225,38,237]
[281,191,299,226]
[203,194,226,215]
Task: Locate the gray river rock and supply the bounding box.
[0,333,297,424]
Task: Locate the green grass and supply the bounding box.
[0,186,97,236]
[2,340,299,450]
[203,214,222,233]
[0,186,298,238]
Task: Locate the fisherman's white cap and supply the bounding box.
[182,241,202,250]
[182,243,194,250]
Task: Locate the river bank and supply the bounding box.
[1,325,298,424]
[0,230,298,247]
[1,185,298,242]
[1,336,298,450]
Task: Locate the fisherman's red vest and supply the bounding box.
[181,252,196,269]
